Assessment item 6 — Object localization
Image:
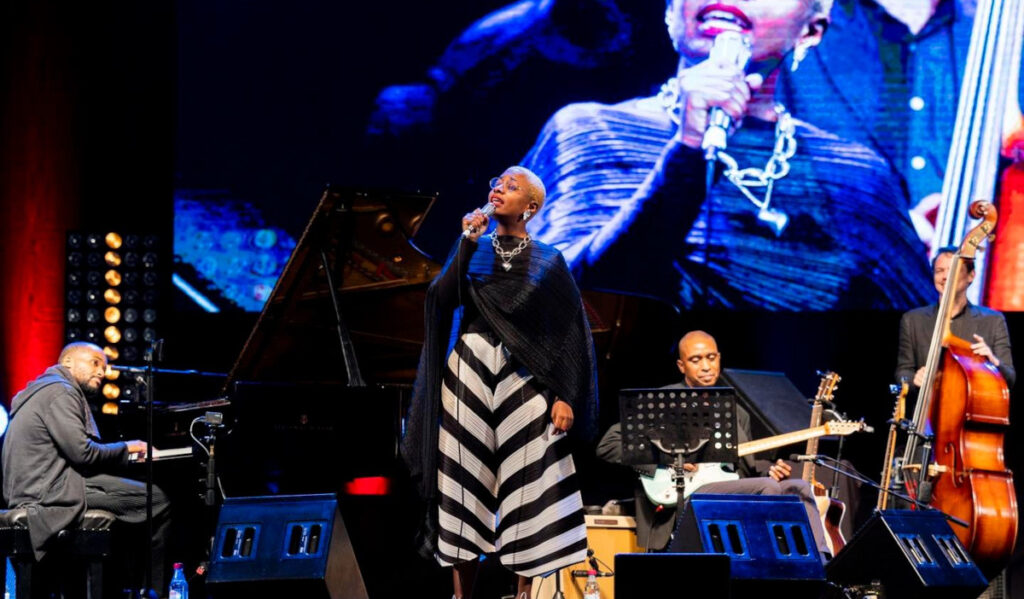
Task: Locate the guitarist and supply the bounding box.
[597,331,829,559]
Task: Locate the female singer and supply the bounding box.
[402,166,598,599]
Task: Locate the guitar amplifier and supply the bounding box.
[530,515,641,599]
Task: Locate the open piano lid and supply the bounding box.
[223,186,441,391]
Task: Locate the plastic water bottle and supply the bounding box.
[168,562,189,599]
[583,570,599,599]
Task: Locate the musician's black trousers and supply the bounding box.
[85,473,172,592]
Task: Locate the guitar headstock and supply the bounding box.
[891,380,909,421]
[823,420,866,437]
[814,371,842,404]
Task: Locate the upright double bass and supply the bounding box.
[900,202,1017,575]
[900,0,1022,575]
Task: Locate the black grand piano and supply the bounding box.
[215,186,443,497]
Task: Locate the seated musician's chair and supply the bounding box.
[0,507,116,599]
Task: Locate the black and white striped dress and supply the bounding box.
[435,328,588,578]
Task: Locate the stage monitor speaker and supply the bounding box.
[826,510,987,599]
[614,553,730,599]
[720,368,811,440]
[207,494,368,599]
[670,493,825,599]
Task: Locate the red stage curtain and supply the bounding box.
[0,2,81,403]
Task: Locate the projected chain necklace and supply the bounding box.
[658,76,795,235]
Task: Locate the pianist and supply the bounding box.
[2,342,171,592]
[402,166,598,599]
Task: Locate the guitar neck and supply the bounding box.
[738,425,831,458]
[802,402,824,483]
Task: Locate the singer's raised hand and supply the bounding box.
[461,209,490,242]
[675,59,763,149]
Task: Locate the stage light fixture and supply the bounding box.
[105,367,120,381]
[104,326,122,344]
[102,385,120,401]
[67,231,163,394]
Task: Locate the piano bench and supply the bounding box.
[0,508,116,599]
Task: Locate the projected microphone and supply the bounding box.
[461,203,495,238]
[789,453,822,463]
[701,31,752,161]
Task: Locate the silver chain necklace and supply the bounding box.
[491,234,531,271]
[658,77,795,235]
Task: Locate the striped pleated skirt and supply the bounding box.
[436,331,588,578]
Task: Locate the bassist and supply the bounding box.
[895,247,1015,392]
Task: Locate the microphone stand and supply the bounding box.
[803,455,969,530]
[140,339,163,597]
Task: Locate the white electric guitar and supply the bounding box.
[639,420,867,506]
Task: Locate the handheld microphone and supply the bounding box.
[461,203,495,238]
[789,453,821,462]
[701,31,752,161]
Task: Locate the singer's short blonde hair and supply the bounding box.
[503,165,546,212]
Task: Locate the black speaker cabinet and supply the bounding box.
[826,510,987,599]
[670,493,825,599]
[207,494,368,599]
[615,553,731,598]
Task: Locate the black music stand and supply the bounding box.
[618,387,739,514]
